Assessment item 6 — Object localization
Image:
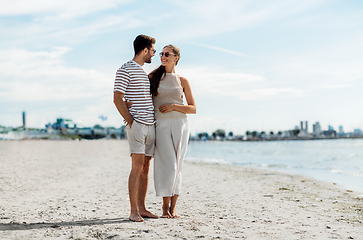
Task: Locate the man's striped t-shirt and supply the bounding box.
[114,60,155,125]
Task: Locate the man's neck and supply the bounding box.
[133,55,144,66]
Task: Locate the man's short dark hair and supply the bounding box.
[133,35,156,55]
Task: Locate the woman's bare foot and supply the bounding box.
[170,209,181,218]
[139,209,159,219]
[129,212,144,222]
[171,213,181,218]
[170,195,179,218]
[162,209,172,218]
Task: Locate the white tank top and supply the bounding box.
[153,73,187,119]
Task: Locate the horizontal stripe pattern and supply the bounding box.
[114,60,154,125]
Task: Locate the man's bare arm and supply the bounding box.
[113,91,134,127]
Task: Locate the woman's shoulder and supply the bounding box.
[177,75,189,85]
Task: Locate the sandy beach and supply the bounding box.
[0,140,362,239]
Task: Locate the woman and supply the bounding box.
[149,44,196,218]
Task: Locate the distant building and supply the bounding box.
[323,130,336,137]
[46,118,76,130]
[299,120,308,134]
[338,126,344,136]
[313,122,321,135]
[328,125,334,131]
[354,129,363,136]
[22,111,26,130]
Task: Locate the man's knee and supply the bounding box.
[131,154,145,173]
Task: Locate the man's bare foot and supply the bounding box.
[139,209,159,219]
[129,212,144,222]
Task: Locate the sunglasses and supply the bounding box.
[149,49,156,54]
[159,52,176,57]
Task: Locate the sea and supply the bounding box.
[185,139,363,194]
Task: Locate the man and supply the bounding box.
[113,35,158,222]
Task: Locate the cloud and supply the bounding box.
[321,84,351,89]
[237,88,304,100]
[293,5,363,29]
[0,0,132,19]
[1,0,327,49]
[269,32,363,88]
[35,14,148,45]
[178,66,263,95]
[0,0,152,50]
[0,47,120,128]
[0,10,149,48]
[177,65,303,100]
[189,42,249,57]
[0,48,112,102]
[163,0,325,41]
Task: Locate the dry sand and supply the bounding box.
[0,140,362,239]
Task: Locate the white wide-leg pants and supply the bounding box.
[154,118,189,197]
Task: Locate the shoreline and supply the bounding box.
[1,140,362,239]
[185,159,363,196]
[186,139,363,195]
[191,136,363,142]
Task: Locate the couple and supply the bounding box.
[113,35,196,222]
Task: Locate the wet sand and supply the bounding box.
[0,140,362,239]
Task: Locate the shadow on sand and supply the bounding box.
[0,218,131,231]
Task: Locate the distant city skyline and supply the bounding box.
[2,113,361,138]
[1,1,363,135]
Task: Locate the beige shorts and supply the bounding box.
[125,121,155,156]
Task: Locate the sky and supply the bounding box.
[1,0,363,135]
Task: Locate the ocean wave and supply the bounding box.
[330,169,363,177]
[265,164,287,168]
[185,157,229,165]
